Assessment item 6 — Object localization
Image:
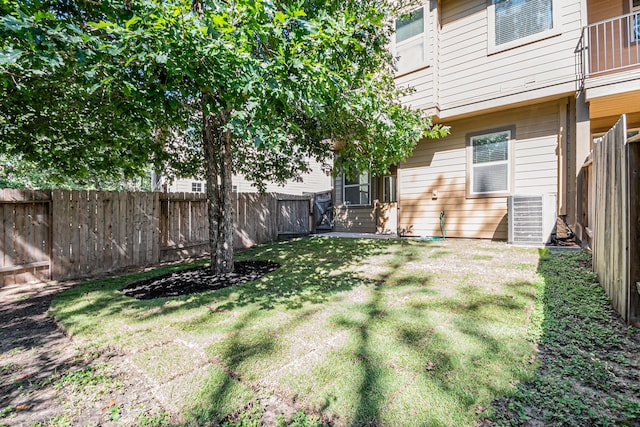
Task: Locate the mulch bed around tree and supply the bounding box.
[121,260,280,299]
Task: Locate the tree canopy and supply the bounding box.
[1,0,448,272]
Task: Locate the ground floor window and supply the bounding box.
[191,182,203,192]
[467,128,513,197]
[343,171,370,206]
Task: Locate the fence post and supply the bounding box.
[627,134,640,326]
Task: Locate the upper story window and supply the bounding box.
[488,0,560,53]
[343,171,371,206]
[467,128,514,197]
[395,6,427,74]
[632,0,640,41]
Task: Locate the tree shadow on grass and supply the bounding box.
[184,309,264,425]
[52,237,456,424]
[336,245,546,425]
[336,244,426,426]
[52,237,409,329]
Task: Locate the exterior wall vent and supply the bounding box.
[508,194,556,245]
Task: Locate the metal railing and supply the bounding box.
[576,11,640,89]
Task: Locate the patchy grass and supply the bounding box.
[52,237,543,426]
[489,250,640,426]
[136,411,172,427]
[29,414,74,427]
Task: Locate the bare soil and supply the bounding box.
[0,280,166,427]
[0,260,280,426]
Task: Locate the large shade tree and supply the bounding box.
[1,0,448,274]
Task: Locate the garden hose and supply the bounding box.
[415,210,446,241]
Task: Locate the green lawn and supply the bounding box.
[489,250,640,426]
[51,237,543,426]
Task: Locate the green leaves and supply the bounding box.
[0,46,22,65]
[1,0,446,191]
[124,16,141,29]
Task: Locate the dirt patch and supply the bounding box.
[0,281,168,426]
[121,260,280,299]
[1,260,281,425]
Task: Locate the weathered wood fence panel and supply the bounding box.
[50,190,161,280]
[0,189,51,287]
[234,193,278,249]
[277,195,311,238]
[627,134,640,326]
[159,192,209,261]
[1,190,313,284]
[586,114,640,326]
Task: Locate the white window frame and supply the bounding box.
[191,182,203,193]
[487,0,561,55]
[382,175,397,203]
[393,5,429,75]
[343,172,371,206]
[631,0,640,42]
[466,127,515,198]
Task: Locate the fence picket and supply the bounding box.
[590,115,632,323]
[4,202,16,286]
[117,192,128,266]
[1,190,314,283]
[14,195,27,284]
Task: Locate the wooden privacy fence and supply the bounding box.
[580,114,640,326]
[0,189,313,285]
[0,190,51,285]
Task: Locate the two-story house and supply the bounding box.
[166,157,333,195]
[332,0,640,244]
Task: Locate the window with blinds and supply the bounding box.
[469,130,511,195]
[493,0,553,46]
[395,7,426,74]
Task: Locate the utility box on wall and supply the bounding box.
[508,194,557,245]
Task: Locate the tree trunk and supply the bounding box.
[218,124,234,272]
[202,105,234,274]
[203,110,222,273]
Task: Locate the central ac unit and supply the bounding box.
[508,194,556,245]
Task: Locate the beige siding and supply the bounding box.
[168,158,332,195]
[333,206,378,232]
[235,158,332,194]
[333,174,377,233]
[399,101,561,239]
[397,68,435,112]
[171,179,202,193]
[396,1,438,113]
[434,0,582,117]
